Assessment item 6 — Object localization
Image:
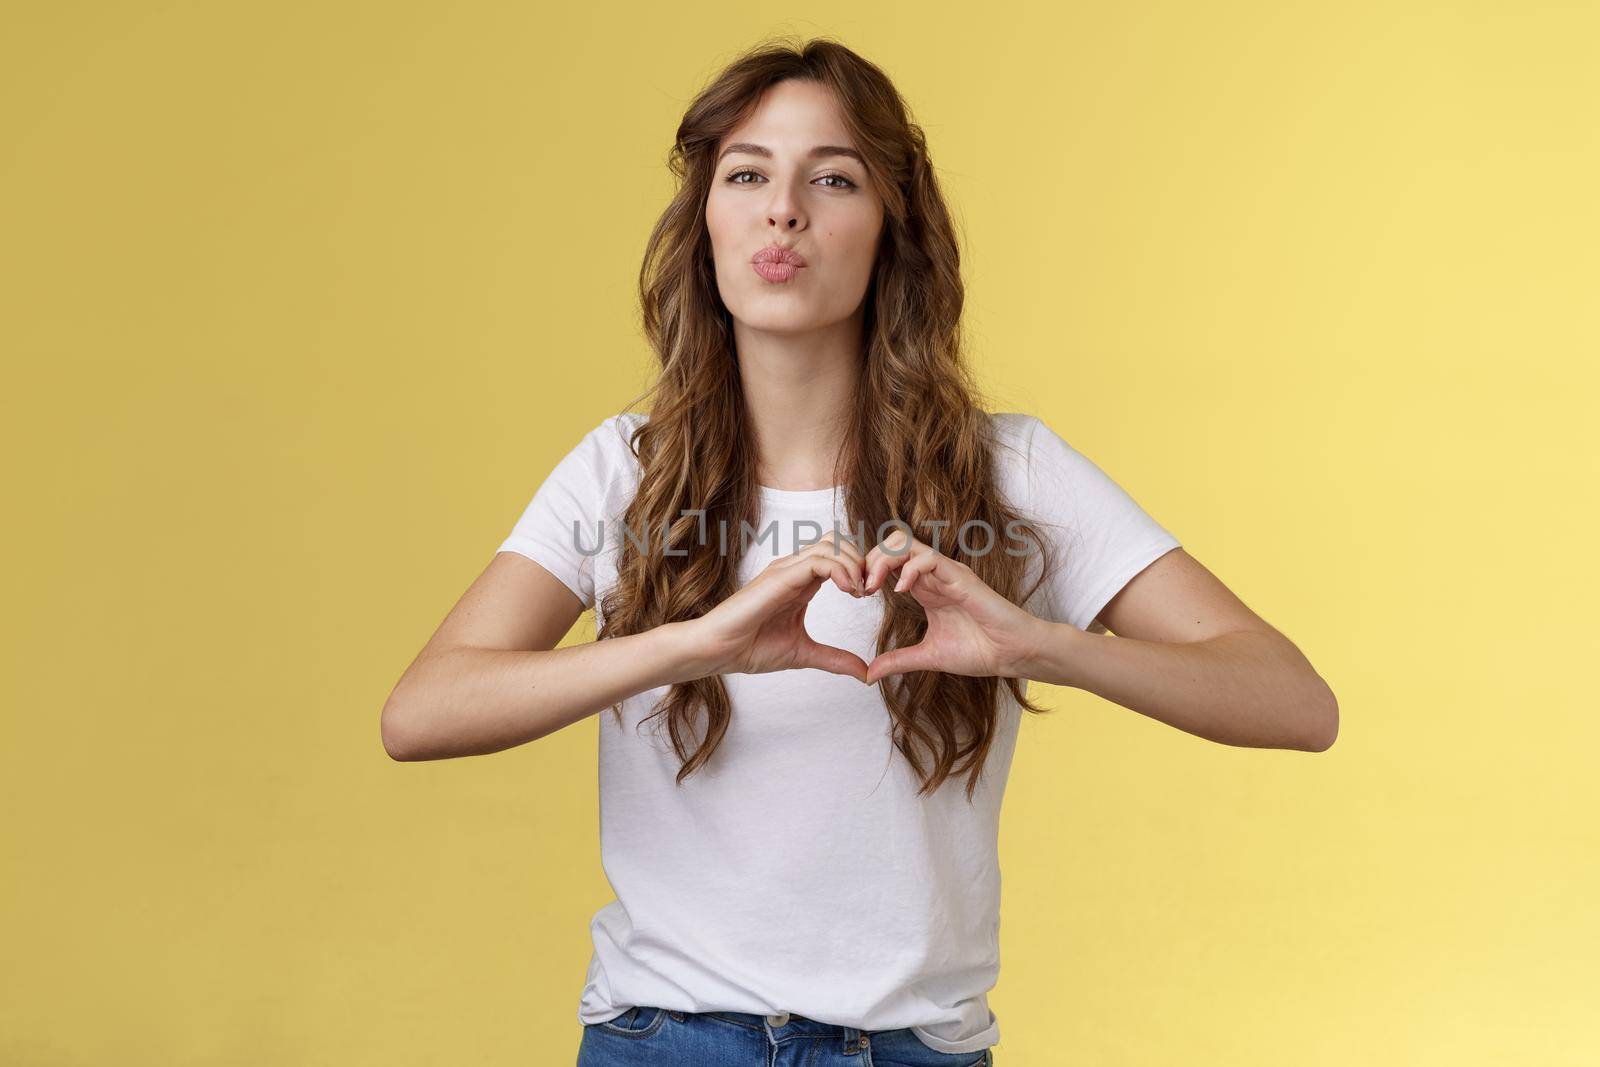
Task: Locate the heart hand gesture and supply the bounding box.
[689,531,872,683]
[861,528,1048,685]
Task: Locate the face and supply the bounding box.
[704,79,886,336]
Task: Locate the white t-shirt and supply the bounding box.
[495,410,1180,1055]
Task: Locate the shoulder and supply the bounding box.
[531,411,648,517]
[983,410,1044,456]
[984,409,1107,481]
[983,410,1145,522]
[595,412,649,502]
[562,410,647,476]
[981,411,1053,509]
[587,410,647,457]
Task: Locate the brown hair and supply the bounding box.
[598,35,1059,801]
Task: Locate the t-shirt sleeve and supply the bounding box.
[1020,415,1182,633]
[495,420,619,611]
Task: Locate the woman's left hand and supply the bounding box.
[862,528,1050,685]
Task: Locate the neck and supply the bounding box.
[733,313,862,491]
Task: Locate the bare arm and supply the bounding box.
[1020,548,1339,751]
[380,553,712,761]
[380,535,872,762]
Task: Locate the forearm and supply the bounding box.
[382,621,712,761]
[1022,622,1338,751]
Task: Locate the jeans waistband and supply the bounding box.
[701,1009,870,1052]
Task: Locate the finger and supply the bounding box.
[796,638,871,684]
[757,560,828,615]
[867,525,915,559]
[865,642,936,685]
[818,528,869,559]
[806,533,867,593]
[865,537,924,594]
[826,557,863,598]
[782,534,866,594]
[893,550,949,594]
[863,527,916,566]
[784,528,866,564]
[782,555,861,600]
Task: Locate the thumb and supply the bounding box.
[865,642,934,685]
[796,638,870,684]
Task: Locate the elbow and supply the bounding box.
[1301,682,1339,752]
[381,694,426,762]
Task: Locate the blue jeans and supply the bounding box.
[577,1008,994,1066]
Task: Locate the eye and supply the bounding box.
[723,168,858,190]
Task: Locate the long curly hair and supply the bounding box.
[597,36,1059,801]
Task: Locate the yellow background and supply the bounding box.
[3,2,1595,1064]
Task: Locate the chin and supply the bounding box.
[730,303,828,334]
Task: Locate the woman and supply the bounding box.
[381,37,1338,1067]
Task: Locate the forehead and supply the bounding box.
[721,80,854,150]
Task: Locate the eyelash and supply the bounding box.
[724,167,857,190]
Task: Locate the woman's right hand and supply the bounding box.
[681,531,872,684]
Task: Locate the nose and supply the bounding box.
[764,179,806,232]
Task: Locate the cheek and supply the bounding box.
[835,219,880,273]
[704,195,738,246]
[834,208,879,252]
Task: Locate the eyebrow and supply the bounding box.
[717,142,867,167]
